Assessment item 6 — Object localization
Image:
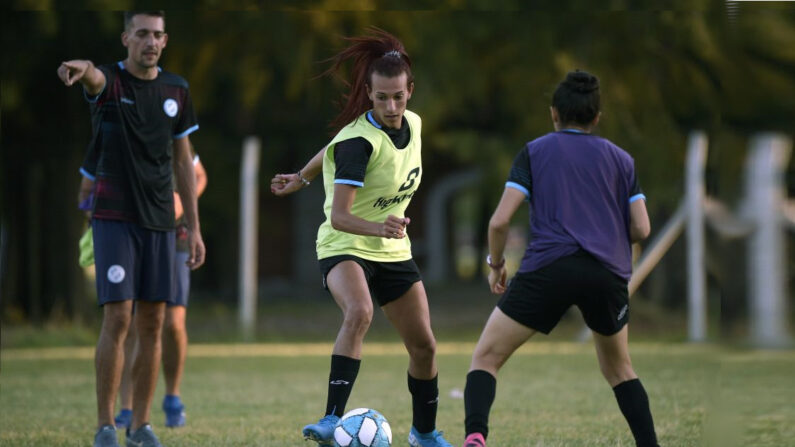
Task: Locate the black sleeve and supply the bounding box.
[506,146,532,198]
[81,67,113,177]
[628,161,645,200]
[630,173,643,197]
[81,142,99,179]
[174,87,198,138]
[333,137,374,185]
[83,64,112,103]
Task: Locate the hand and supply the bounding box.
[488,266,507,294]
[186,230,206,270]
[379,215,410,239]
[270,173,304,196]
[57,60,90,87]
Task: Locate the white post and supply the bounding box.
[628,202,686,296]
[746,133,792,348]
[239,137,261,339]
[686,131,708,342]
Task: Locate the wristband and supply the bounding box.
[486,254,505,269]
[297,170,311,187]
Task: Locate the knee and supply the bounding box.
[407,336,436,364]
[163,314,186,336]
[471,344,511,372]
[135,307,166,335]
[103,310,132,340]
[600,360,637,386]
[343,304,373,335]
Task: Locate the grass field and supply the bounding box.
[2,342,794,446]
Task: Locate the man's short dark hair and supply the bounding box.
[124,11,166,30]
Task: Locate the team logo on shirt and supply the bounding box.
[373,191,415,210]
[373,167,421,210]
[163,98,179,117]
[107,265,126,284]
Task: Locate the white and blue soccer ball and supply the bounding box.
[333,408,392,447]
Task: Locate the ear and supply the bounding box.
[549,106,559,124]
[162,32,169,48]
[121,31,129,48]
[366,83,373,101]
[591,111,601,128]
[406,81,414,100]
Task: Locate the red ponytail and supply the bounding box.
[321,26,413,134]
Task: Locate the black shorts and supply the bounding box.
[318,255,422,306]
[498,250,629,336]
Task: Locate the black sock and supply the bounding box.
[325,355,360,417]
[613,378,659,447]
[408,373,439,433]
[464,370,496,439]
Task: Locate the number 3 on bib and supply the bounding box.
[398,167,420,192]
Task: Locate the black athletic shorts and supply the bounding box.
[318,255,422,306]
[498,250,629,336]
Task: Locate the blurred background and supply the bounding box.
[1,0,793,347]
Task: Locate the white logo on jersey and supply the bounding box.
[163,98,179,117]
[107,265,126,284]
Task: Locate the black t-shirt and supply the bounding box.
[81,62,198,230]
[333,113,410,184]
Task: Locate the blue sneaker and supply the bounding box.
[113,408,132,429]
[93,424,120,447]
[162,395,186,428]
[408,426,453,447]
[126,423,163,447]
[302,414,340,447]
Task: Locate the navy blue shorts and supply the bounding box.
[169,250,191,308]
[92,219,176,306]
[318,255,421,306]
[498,250,629,336]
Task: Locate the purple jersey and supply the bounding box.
[506,130,645,280]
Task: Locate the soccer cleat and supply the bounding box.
[126,423,163,447]
[302,414,340,447]
[93,424,121,447]
[113,408,132,429]
[408,426,454,447]
[162,395,186,427]
[463,432,486,447]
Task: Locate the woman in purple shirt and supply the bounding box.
[461,71,658,447]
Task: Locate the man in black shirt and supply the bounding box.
[59,10,204,447]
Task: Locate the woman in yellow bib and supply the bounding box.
[271,28,452,447]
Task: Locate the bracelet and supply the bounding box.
[297,170,311,187]
[486,254,505,269]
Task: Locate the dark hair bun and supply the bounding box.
[565,70,599,93]
[552,70,601,126]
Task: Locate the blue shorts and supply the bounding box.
[92,219,176,306]
[169,251,191,307]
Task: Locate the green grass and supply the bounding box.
[2,342,793,446]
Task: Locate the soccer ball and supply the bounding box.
[333,408,392,447]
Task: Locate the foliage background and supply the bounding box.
[1,1,793,339]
